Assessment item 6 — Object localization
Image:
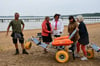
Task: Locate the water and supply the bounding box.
[0,20,68,31]
[0,21,42,31]
[0,17,100,31]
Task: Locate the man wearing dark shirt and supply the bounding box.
[7,13,28,55]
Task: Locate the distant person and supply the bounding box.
[6,12,28,55]
[68,16,80,59]
[76,15,89,60]
[41,16,52,53]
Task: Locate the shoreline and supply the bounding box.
[0,22,100,33]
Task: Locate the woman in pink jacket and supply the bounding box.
[42,16,52,53]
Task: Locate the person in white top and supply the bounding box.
[51,14,64,50]
[51,14,64,37]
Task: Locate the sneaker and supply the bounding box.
[14,52,19,55]
[68,50,72,52]
[75,53,80,58]
[81,56,88,61]
[23,49,29,54]
[14,49,19,55]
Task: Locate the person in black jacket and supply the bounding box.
[76,15,89,60]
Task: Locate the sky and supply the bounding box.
[0,0,100,16]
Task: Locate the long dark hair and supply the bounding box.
[68,16,76,22]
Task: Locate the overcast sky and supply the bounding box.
[0,0,99,16]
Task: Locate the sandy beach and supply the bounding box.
[0,23,100,66]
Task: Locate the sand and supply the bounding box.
[0,23,100,66]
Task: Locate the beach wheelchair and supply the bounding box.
[24,29,77,63]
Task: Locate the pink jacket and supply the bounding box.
[42,20,52,36]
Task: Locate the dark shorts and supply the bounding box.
[11,32,24,44]
[42,34,52,43]
[54,35,61,37]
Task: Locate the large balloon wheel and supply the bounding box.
[56,50,69,63]
[87,49,94,59]
[25,41,32,49]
